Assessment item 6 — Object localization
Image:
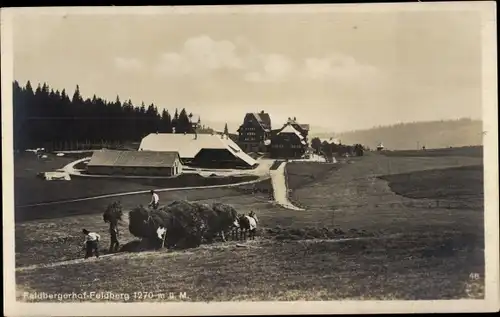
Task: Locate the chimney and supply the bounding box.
[172,127,176,134]
[293,117,296,121]
[260,110,264,114]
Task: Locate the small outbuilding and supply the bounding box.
[87,150,182,176]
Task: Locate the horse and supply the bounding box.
[231,211,259,241]
[205,202,239,243]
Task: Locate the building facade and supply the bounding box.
[237,111,272,153]
[269,124,308,159]
[138,133,258,169]
[280,117,310,144]
[87,150,183,176]
[191,148,258,169]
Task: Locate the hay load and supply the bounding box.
[128,200,239,250]
[103,201,123,225]
[210,202,238,240]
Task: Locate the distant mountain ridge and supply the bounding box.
[310,118,483,150]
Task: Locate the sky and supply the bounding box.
[12,7,483,133]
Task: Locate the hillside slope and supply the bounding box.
[311,119,482,150]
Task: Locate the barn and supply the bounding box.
[138,133,258,169]
[87,150,182,176]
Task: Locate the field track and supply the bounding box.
[15,234,404,272]
[270,161,304,210]
[16,175,269,208]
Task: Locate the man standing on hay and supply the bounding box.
[82,229,100,259]
[149,190,160,210]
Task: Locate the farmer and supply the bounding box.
[149,190,160,210]
[108,222,120,253]
[156,225,167,249]
[249,210,259,224]
[82,229,100,259]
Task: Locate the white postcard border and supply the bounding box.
[2,2,498,315]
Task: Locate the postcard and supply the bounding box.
[2,2,498,315]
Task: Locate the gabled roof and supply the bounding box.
[283,118,310,132]
[278,124,305,140]
[88,150,180,167]
[138,133,257,167]
[255,112,271,128]
[240,112,272,132]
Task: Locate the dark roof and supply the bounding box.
[255,112,272,128]
[88,150,180,168]
[240,112,272,132]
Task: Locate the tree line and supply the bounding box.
[13,81,211,150]
[310,137,365,160]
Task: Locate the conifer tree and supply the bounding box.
[11,81,214,150]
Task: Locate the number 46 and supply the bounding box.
[469,273,480,280]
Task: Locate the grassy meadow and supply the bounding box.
[14,147,485,301]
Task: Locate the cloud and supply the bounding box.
[156,35,243,77]
[302,54,379,82]
[114,57,144,71]
[244,53,295,83]
[154,35,379,84]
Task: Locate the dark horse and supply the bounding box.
[103,201,123,253]
[231,211,259,241]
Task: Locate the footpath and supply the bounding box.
[270,162,305,211]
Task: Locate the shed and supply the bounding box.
[87,150,182,176]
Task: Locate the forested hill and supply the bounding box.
[12,81,215,150]
[312,119,483,150]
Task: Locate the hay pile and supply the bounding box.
[128,200,239,249]
[103,201,123,225]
